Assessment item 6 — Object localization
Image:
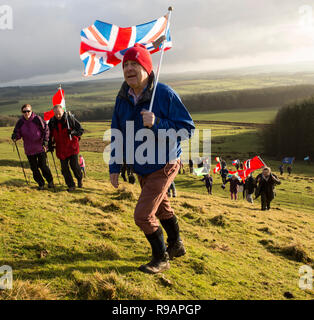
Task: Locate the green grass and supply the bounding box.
[0,122,313,300]
[191,107,278,124]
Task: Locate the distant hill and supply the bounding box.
[1,72,314,122]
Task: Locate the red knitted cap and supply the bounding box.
[122,43,153,75]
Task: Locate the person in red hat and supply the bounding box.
[109,43,195,274]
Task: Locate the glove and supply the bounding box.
[11,133,17,141]
[67,129,76,136]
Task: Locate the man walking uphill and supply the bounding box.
[48,105,84,192]
[109,44,195,274]
[11,104,54,190]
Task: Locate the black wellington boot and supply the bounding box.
[139,227,170,274]
[160,215,186,260]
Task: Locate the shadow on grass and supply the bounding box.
[0,255,139,281]
[0,178,29,187]
[0,159,28,168]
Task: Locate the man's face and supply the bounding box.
[22,105,32,120]
[54,106,64,120]
[263,169,270,177]
[123,60,149,93]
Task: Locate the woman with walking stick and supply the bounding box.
[11,104,54,190]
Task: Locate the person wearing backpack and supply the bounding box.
[11,104,54,190]
[48,104,84,192]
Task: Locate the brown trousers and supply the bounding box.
[134,160,180,235]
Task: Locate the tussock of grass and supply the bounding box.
[257,227,273,235]
[76,196,104,209]
[193,217,211,227]
[114,187,136,201]
[86,243,121,260]
[261,241,312,263]
[210,214,227,227]
[72,271,149,300]
[0,280,58,300]
[189,259,209,275]
[279,244,312,264]
[102,202,123,213]
[181,202,197,210]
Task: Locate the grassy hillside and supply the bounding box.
[0,122,313,300]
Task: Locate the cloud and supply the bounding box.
[1,0,314,85]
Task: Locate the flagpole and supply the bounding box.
[59,84,72,140]
[148,6,173,113]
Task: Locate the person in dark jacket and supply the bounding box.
[48,105,84,192]
[279,164,284,176]
[220,167,229,185]
[201,174,213,195]
[287,166,292,176]
[11,104,54,190]
[255,167,281,210]
[225,175,242,200]
[244,173,255,203]
[109,44,195,274]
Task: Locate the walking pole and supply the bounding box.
[14,141,29,185]
[148,6,173,112]
[50,150,62,185]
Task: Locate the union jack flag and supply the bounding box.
[80,14,172,76]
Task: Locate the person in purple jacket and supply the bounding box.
[11,104,54,190]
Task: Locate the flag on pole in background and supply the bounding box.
[193,167,209,176]
[44,88,66,122]
[282,157,295,164]
[80,14,172,76]
[244,156,265,170]
[232,159,239,166]
[213,162,221,174]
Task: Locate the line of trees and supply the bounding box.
[261,98,314,159]
[1,84,314,125]
[181,84,314,112]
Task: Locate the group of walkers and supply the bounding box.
[279,164,292,176]
[12,103,85,192]
[10,43,282,276]
[219,160,281,211]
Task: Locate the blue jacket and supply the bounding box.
[109,74,195,176]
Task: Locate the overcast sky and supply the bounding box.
[1,0,314,86]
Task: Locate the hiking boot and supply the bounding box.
[37,185,45,190]
[140,227,169,274]
[67,186,76,192]
[138,252,170,274]
[167,240,186,259]
[78,180,83,188]
[160,216,186,260]
[48,181,54,189]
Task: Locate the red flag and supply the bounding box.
[44,88,66,122]
[52,89,65,107]
[244,156,265,171]
[44,109,55,121]
[213,162,221,174]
